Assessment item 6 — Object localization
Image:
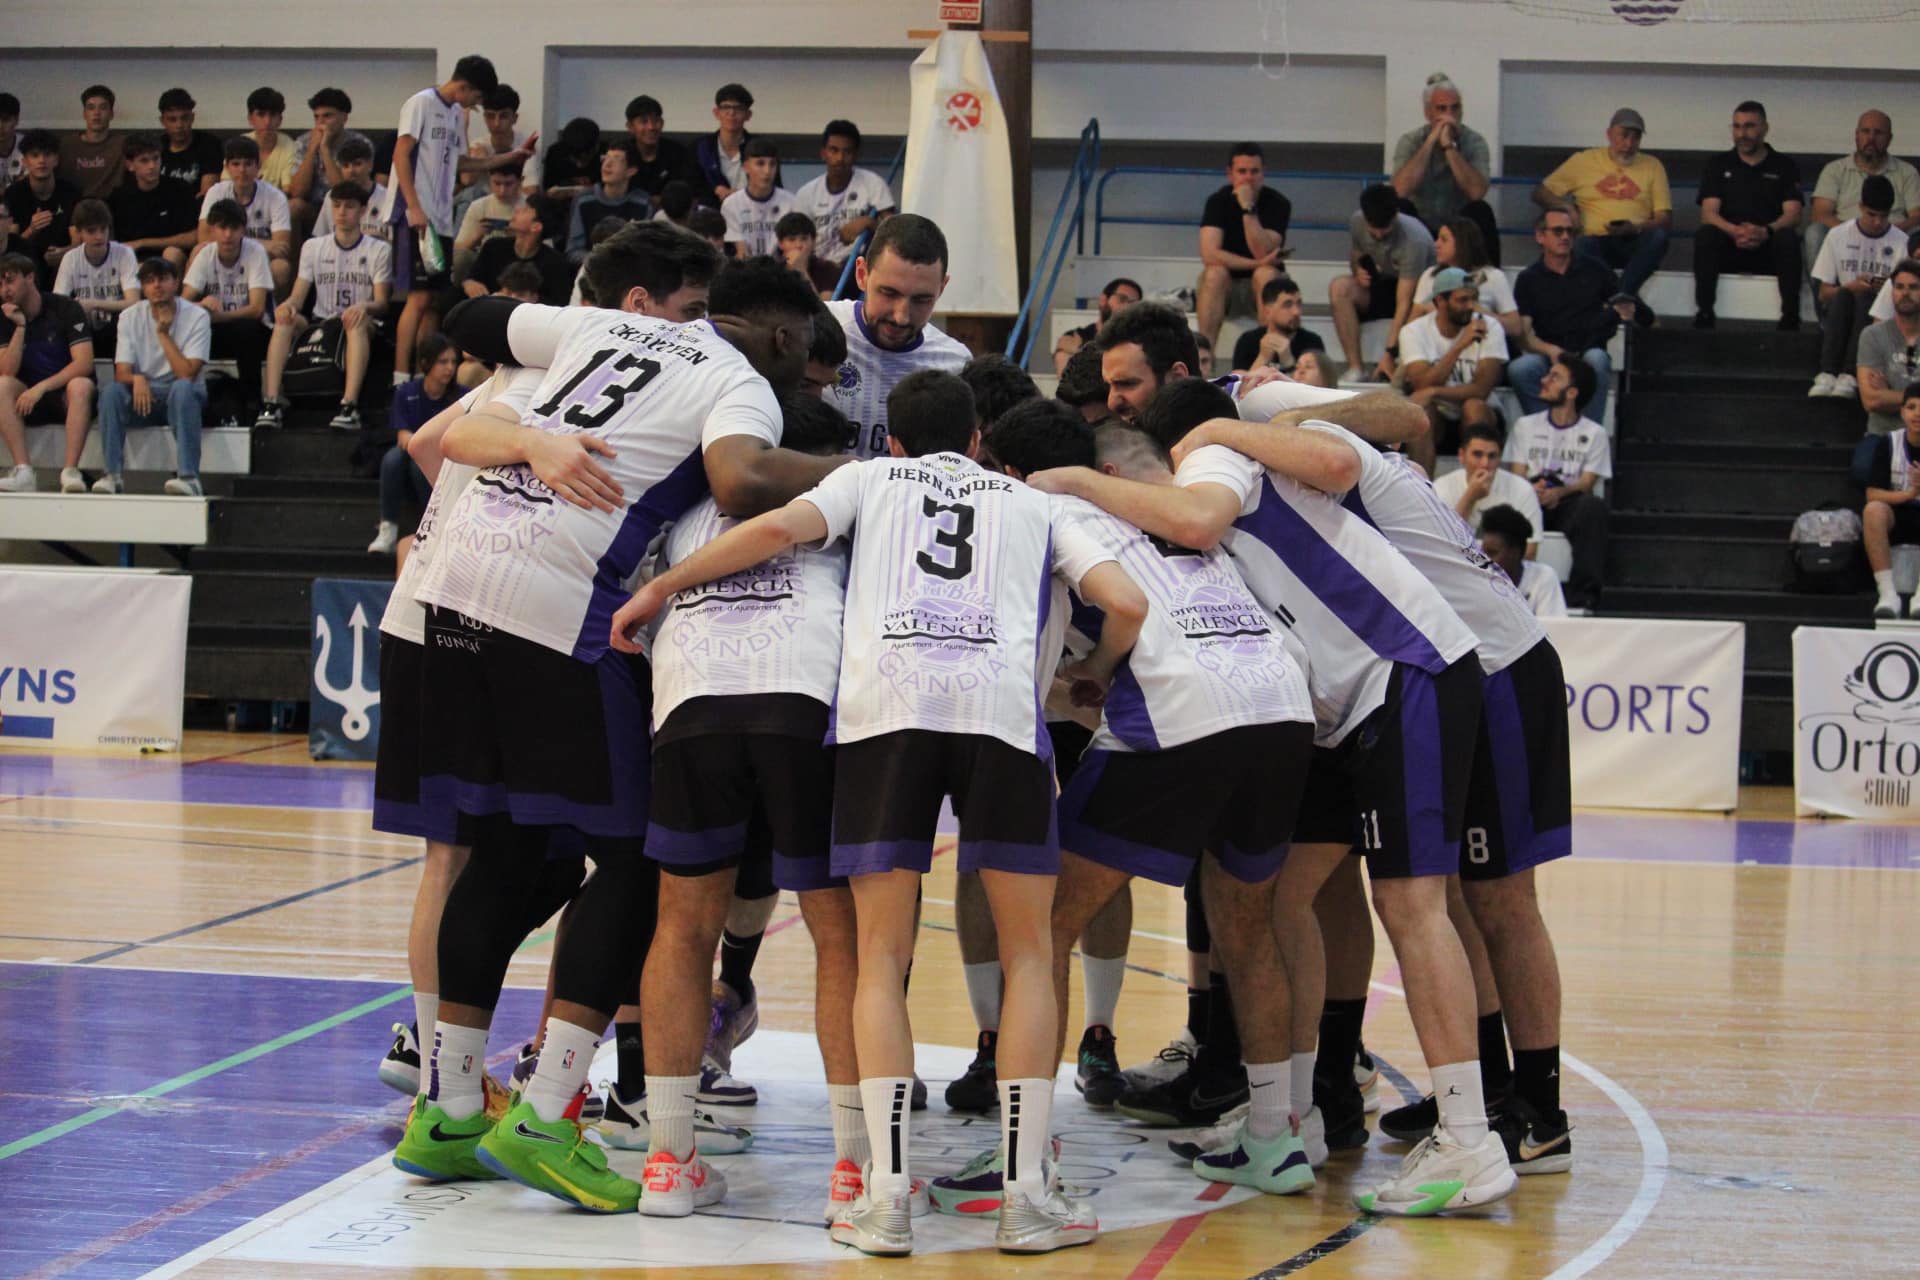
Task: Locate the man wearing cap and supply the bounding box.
[95,255,209,496]
[696,83,755,205]
[1809,175,1906,399]
[1807,111,1920,287]
[1693,101,1803,331]
[1398,264,1509,473]
[1534,109,1672,301]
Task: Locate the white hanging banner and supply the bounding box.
[903,31,1019,315]
[1792,625,1920,818]
[1541,616,1745,811]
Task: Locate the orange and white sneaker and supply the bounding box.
[824,1159,932,1223]
[638,1148,728,1218]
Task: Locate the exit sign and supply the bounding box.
[940,2,983,21]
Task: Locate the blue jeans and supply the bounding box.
[1574,226,1670,298]
[100,376,205,477]
[379,442,431,526]
[1507,348,1612,422]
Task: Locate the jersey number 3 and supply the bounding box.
[916,498,976,580]
[533,347,663,431]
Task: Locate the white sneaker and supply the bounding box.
[637,1148,727,1218]
[1353,1124,1517,1216]
[823,1159,930,1223]
[163,476,203,497]
[1808,372,1837,397]
[1299,1105,1331,1168]
[1877,594,1902,620]
[1357,1046,1383,1113]
[1833,373,1859,399]
[59,466,85,494]
[329,401,361,431]
[367,520,400,555]
[377,1021,421,1095]
[995,1168,1098,1255]
[596,1086,754,1154]
[1121,1026,1198,1090]
[90,473,124,494]
[830,1164,914,1256]
[0,463,36,492]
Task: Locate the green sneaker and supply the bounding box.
[393,1097,502,1182]
[476,1100,641,1213]
[1192,1119,1315,1195]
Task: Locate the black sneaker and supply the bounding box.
[1494,1097,1573,1175]
[1114,1057,1247,1128]
[911,1073,928,1112]
[1074,1025,1125,1109]
[944,1031,998,1112]
[377,1020,420,1095]
[1312,1066,1370,1150]
[1379,1086,1508,1144]
[1692,308,1715,329]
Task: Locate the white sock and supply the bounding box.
[645,1073,699,1158]
[1430,1060,1489,1146]
[525,1018,598,1123]
[829,1083,870,1167]
[860,1076,914,1196]
[1290,1048,1317,1120]
[1876,569,1896,598]
[962,961,1002,1033]
[427,1022,488,1119]
[1079,954,1126,1030]
[412,993,438,1096]
[1245,1059,1292,1140]
[998,1077,1054,1198]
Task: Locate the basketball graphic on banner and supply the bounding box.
[943,91,982,133]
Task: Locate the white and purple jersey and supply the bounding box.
[793,168,895,264]
[200,180,291,241]
[393,88,466,238]
[52,241,137,320]
[183,237,274,323]
[649,494,848,729]
[413,305,783,660]
[1049,496,1311,752]
[721,186,796,258]
[824,299,970,458]
[298,232,392,320]
[797,451,1115,754]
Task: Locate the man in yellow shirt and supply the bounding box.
[1532,108,1672,300]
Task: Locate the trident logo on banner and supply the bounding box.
[314,602,379,741]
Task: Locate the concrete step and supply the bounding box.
[1618,391,1862,444]
[1611,458,1856,515]
[210,495,381,549]
[1610,534,1791,591]
[188,570,318,627]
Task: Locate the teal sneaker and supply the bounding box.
[476,1100,641,1213]
[393,1097,501,1182]
[1192,1118,1315,1195]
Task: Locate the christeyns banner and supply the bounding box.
[310,577,391,762]
[1793,625,1920,818]
[903,31,1019,315]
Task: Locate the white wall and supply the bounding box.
[548,47,912,140]
[1032,52,1384,144]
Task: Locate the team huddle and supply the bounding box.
[369,208,1574,1257]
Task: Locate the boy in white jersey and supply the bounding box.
[793,119,895,266]
[258,182,392,430]
[52,199,138,340]
[615,370,1148,1255]
[720,138,794,259]
[312,137,392,245]
[196,135,292,294]
[183,198,272,405]
[824,213,970,457]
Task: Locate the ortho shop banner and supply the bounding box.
[1793,625,1920,818]
[904,31,1019,315]
[1541,616,1745,811]
[0,567,189,751]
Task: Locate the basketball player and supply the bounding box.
[614,370,1147,1254]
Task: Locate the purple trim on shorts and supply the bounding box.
[1396,665,1458,877]
[371,796,462,844]
[1058,750,1194,886]
[773,850,846,893]
[957,837,1059,877]
[832,838,936,877]
[417,772,643,837]
[1103,659,1159,752]
[1239,476,1448,673]
[571,448,711,662]
[595,650,654,832]
[1482,662,1571,874]
[1213,839,1288,884]
[645,819,749,866]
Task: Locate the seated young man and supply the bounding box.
[52,198,140,345]
[1480,504,1566,619]
[1229,275,1324,375]
[0,251,95,493]
[464,198,569,306]
[310,137,391,245]
[720,138,794,260]
[182,198,273,404]
[198,135,294,294]
[776,210,842,297]
[257,182,393,429]
[613,369,1146,1255]
[96,256,210,495]
[111,134,200,267]
[369,332,463,555]
[1863,383,1920,618]
[1503,353,1611,609]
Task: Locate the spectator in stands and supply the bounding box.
[0,251,95,493]
[1390,71,1499,262]
[454,162,524,278]
[1193,331,1215,378]
[1434,420,1543,546]
[1693,100,1803,331]
[198,136,293,294]
[1054,276,1141,375]
[1195,142,1290,347]
[1505,351,1610,608]
[59,85,125,200]
[311,137,391,245]
[1863,382,1920,616]
[466,198,569,305]
[539,117,603,202]
[567,142,650,263]
[1510,208,1626,421]
[794,119,895,267]
[653,180,697,229]
[1869,230,1920,323]
[1479,503,1566,618]
[776,211,841,296]
[623,96,699,201]
[495,260,545,304]
[96,256,209,495]
[111,136,198,267]
[1399,266,1508,472]
[258,181,392,430]
[288,88,372,235]
[1291,348,1332,387]
[688,207,727,254]
[182,198,273,406]
[367,331,462,556]
[1229,274,1324,375]
[0,95,22,186]
[720,139,793,260]
[1331,182,1433,382]
[1056,341,1109,424]
[1857,259,1920,435]
[697,83,756,205]
[467,85,539,193]
[52,199,138,340]
[1411,214,1520,340]
[1811,176,1904,399]
[244,88,297,195]
[1534,108,1672,303]
[1808,111,1920,280]
[156,88,222,196]
[4,131,79,288]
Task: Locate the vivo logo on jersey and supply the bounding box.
[1564,681,1710,735]
[0,667,79,704]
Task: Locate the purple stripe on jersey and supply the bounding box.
[1396,666,1457,878]
[645,819,750,866]
[1341,486,1375,528]
[1241,476,1448,673]
[1033,534,1055,761]
[832,838,936,877]
[1103,658,1160,752]
[852,300,925,353]
[956,836,1059,877]
[571,447,711,662]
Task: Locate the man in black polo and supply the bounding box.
[1693,100,1804,330]
[1509,207,1628,421]
[1195,142,1290,347]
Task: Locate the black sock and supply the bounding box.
[615,1021,645,1096]
[1317,998,1367,1089]
[718,928,763,1005]
[1186,986,1211,1041]
[1199,971,1241,1077]
[1478,1010,1513,1097]
[1512,1045,1561,1116]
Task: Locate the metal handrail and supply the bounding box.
[831,139,909,302]
[1006,118,1102,367]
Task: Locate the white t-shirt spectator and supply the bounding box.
[1518,560,1567,617]
[1433,466,1544,542]
[298,232,393,320]
[53,241,138,325]
[314,182,394,243]
[1399,310,1509,388]
[1413,265,1517,317]
[1871,275,1901,323]
[201,181,291,241]
[115,298,212,379]
[394,88,467,237]
[1811,215,1907,288]
[721,186,797,258]
[792,169,896,264]
[184,237,275,324]
[1505,411,1613,485]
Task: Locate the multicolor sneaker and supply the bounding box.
[703,981,760,1074]
[829,1164,914,1256]
[598,1086,754,1155]
[928,1137,1061,1216]
[824,1158,932,1223]
[995,1169,1098,1255]
[1121,1027,1198,1091]
[1494,1098,1573,1176]
[1192,1119,1316,1195]
[1167,1100,1249,1162]
[637,1148,728,1217]
[944,1030,998,1112]
[1074,1025,1125,1109]
[482,1073,512,1123]
[508,1042,538,1104]
[1115,1057,1247,1128]
[393,1097,501,1182]
[475,1100,641,1213]
[1353,1125,1517,1217]
[697,1059,758,1107]
[378,1022,420,1096]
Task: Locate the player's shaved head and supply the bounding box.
[1093,421,1172,480]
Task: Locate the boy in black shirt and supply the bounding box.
[111,135,199,265]
[3,131,80,288]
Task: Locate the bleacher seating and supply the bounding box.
[0,492,208,547]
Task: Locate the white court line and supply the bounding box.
[0,811,414,851]
[1371,979,1668,1278]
